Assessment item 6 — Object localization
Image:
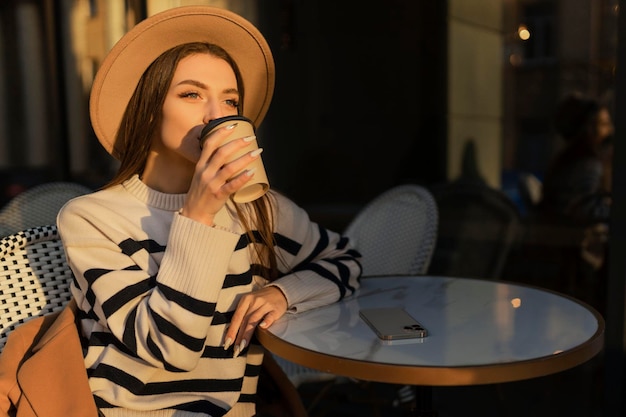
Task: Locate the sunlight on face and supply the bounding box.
[158,53,239,165]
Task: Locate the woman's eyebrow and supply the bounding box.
[175,79,239,95]
[176,79,208,89]
[222,87,240,96]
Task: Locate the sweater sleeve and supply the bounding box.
[267,193,361,312]
[57,199,240,372]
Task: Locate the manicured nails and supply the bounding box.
[226,123,238,130]
[245,168,257,177]
[233,339,247,358]
[250,148,263,158]
[223,337,233,351]
[225,336,247,357]
[243,135,256,142]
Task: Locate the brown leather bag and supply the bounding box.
[0,300,99,417]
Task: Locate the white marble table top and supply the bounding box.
[257,275,605,386]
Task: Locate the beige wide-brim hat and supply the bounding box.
[89,6,275,158]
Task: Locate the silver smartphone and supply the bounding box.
[359,307,428,340]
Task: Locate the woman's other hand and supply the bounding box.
[223,286,288,357]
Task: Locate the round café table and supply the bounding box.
[257,275,604,414]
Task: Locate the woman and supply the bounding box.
[539,92,614,224]
[57,6,361,416]
[537,93,613,311]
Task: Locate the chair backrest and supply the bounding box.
[343,184,439,277]
[0,224,73,350]
[0,182,91,237]
[427,180,523,280]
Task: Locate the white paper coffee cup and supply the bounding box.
[200,115,269,203]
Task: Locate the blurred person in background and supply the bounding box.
[539,92,614,224]
[538,92,613,312]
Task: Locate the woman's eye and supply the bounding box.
[179,91,201,99]
[225,99,239,108]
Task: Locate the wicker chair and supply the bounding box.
[0,224,71,351]
[0,182,91,237]
[344,184,439,277]
[427,180,523,280]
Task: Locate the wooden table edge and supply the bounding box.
[257,316,605,386]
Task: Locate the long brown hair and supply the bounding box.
[106,42,278,279]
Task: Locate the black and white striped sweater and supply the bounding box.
[57,175,361,417]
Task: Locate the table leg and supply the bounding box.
[411,386,438,417]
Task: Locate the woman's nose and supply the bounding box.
[203,103,225,124]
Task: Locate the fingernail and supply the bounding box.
[245,168,256,177]
[234,339,247,358]
[223,337,233,350]
[250,148,263,158]
[226,123,238,130]
[243,135,256,142]
[259,321,267,328]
